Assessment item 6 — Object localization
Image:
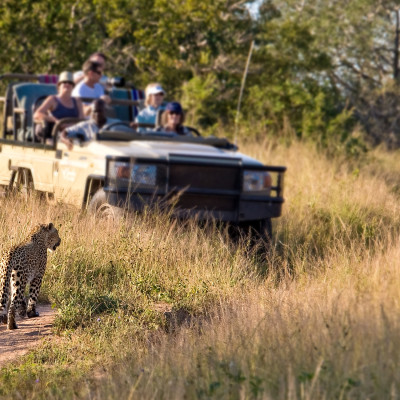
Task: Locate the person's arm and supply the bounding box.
[82,104,92,117]
[33,96,58,123]
[60,129,74,151]
[76,98,85,119]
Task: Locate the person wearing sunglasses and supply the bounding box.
[33,71,84,142]
[73,52,107,85]
[135,83,166,131]
[72,60,111,116]
[158,102,192,135]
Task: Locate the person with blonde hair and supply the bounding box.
[135,82,166,130]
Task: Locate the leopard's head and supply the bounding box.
[31,223,61,251]
[45,223,61,251]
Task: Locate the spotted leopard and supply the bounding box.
[0,223,61,330]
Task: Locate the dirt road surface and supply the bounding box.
[0,304,56,367]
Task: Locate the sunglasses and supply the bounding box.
[60,81,74,86]
[92,69,102,75]
[168,111,181,115]
[154,92,164,96]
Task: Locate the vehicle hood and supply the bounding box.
[86,139,264,166]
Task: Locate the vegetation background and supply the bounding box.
[2,0,400,150]
[1,0,400,398]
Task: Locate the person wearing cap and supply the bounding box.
[72,60,111,116]
[158,101,192,136]
[135,82,166,131]
[33,71,84,141]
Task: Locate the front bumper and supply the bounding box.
[104,191,284,223]
[104,155,286,223]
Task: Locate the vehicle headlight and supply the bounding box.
[108,161,164,190]
[242,170,272,192]
[108,161,131,181]
[131,164,157,186]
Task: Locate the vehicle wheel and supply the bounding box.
[9,169,33,200]
[250,218,272,244]
[88,189,121,222]
[44,192,57,205]
[233,218,272,248]
[87,188,107,214]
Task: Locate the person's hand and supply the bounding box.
[100,94,112,104]
[66,139,73,151]
[130,121,138,131]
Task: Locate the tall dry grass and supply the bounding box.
[92,141,400,399]
[1,139,400,399]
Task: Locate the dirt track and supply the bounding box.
[0,304,56,367]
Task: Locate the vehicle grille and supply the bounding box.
[167,156,241,212]
[168,163,241,191]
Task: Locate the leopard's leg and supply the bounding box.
[0,262,11,324]
[18,296,27,317]
[0,291,10,324]
[27,275,43,318]
[8,270,28,330]
[1,299,9,324]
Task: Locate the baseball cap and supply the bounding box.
[147,84,165,96]
[165,102,183,114]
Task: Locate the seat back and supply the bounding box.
[109,87,132,122]
[155,108,165,128]
[13,83,57,140]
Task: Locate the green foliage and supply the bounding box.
[0,0,399,150]
[181,73,233,128]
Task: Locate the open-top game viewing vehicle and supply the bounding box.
[0,73,286,240]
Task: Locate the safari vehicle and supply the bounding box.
[0,73,286,239]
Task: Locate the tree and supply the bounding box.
[0,0,107,73]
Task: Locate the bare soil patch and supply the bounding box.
[0,304,56,367]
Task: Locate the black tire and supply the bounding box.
[19,169,33,199]
[231,218,272,248]
[250,218,272,244]
[8,169,33,200]
[88,189,122,221]
[87,188,107,214]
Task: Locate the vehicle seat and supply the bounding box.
[31,94,53,143]
[155,108,165,129]
[1,83,15,138]
[13,83,57,141]
[109,87,134,122]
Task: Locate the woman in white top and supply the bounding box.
[135,83,166,130]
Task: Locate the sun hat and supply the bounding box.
[165,102,183,114]
[147,84,165,96]
[57,71,75,86]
